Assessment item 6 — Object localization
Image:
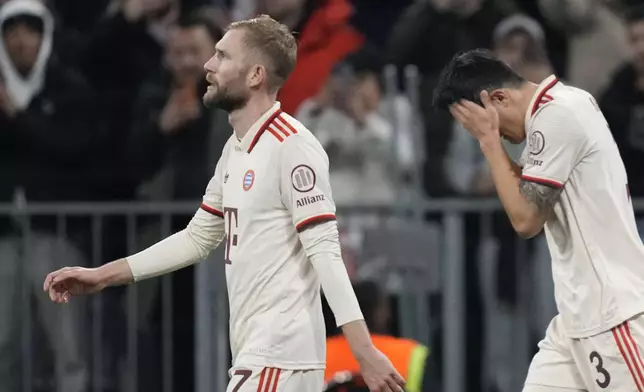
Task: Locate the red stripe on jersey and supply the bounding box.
[271,369,281,392]
[278,114,298,134]
[272,120,291,138]
[296,213,337,232]
[200,203,223,217]
[543,93,554,101]
[530,77,558,116]
[248,109,283,153]
[256,368,268,392]
[267,126,284,142]
[520,175,563,189]
[617,324,644,391]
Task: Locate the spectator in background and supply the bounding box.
[83,0,180,93]
[80,0,182,158]
[130,12,226,201]
[387,0,514,198]
[325,281,429,392]
[600,4,644,236]
[127,12,228,391]
[296,46,417,205]
[0,0,97,390]
[494,14,553,85]
[387,4,513,390]
[259,0,364,115]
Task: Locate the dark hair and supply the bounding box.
[177,12,223,43]
[432,48,524,110]
[2,14,44,35]
[626,4,644,25]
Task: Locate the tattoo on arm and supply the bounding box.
[519,180,563,216]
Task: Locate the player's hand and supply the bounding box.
[449,90,500,146]
[357,347,406,392]
[43,267,107,303]
[159,92,200,134]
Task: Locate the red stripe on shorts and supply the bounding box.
[614,324,644,391]
[271,369,282,392]
[257,368,268,392]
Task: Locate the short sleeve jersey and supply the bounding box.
[520,75,644,338]
[199,102,335,369]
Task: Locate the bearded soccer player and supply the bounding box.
[433,48,644,392]
[43,15,405,392]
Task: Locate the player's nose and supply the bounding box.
[204,56,217,74]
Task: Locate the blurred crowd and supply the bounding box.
[3,0,644,391]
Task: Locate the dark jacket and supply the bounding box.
[0,59,103,203]
[599,64,644,198]
[129,69,231,201]
[0,59,104,238]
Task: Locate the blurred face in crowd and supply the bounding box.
[2,19,42,76]
[495,31,529,70]
[629,20,644,73]
[166,25,217,85]
[203,28,254,112]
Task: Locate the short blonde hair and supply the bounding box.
[227,15,297,92]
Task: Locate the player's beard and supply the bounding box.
[203,81,248,113]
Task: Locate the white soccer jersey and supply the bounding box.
[199,102,335,369]
[520,75,644,338]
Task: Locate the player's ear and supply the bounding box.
[490,89,510,108]
[247,64,265,89]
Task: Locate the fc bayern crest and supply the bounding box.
[528,131,545,155]
[243,170,255,191]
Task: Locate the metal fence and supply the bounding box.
[1,199,643,392]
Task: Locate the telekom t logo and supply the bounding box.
[224,207,239,264]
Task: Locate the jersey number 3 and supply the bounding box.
[224,207,239,264]
[590,351,611,389]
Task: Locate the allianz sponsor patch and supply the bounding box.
[296,194,325,208]
[291,164,316,192]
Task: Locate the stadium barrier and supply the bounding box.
[1,199,642,392]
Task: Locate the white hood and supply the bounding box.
[0,0,54,110]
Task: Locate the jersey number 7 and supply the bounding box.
[224,207,239,265]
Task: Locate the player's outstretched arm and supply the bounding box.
[44,216,225,304]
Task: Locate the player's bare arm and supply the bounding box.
[519,179,562,219]
[450,92,551,238]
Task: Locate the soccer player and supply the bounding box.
[43,15,405,392]
[433,48,644,392]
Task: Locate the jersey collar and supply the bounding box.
[238,102,283,153]
[524,74,559,127]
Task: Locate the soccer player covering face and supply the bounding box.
[434,48,644,392]
[43,15,405,392]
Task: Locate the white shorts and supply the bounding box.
[524,313,644,391]
[226,365,324,392]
